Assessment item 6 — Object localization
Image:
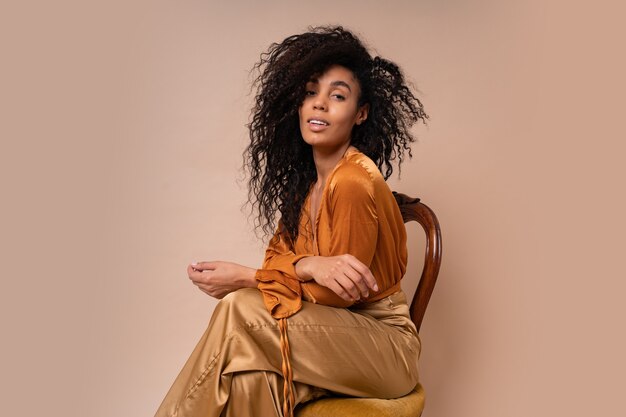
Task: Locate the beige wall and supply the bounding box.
[2,1,625,416]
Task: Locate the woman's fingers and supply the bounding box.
[331,255,378,299]
[187,264,199,281]
[187,264,208,283]
[336,276,360,301]
[196,283,227,299]
[327,279,354,302]
[344,255,378,292]
[189,261,217,272]
[190,269,222,298]
[340,267,370,299]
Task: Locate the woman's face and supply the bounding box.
[298,65,368,153]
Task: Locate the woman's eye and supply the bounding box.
[305,90,316,96]
[333,94,345,100]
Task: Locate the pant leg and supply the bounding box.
[220,371,280,417]
[154,288,283,417]
[221,371,328,417]
[154,288,420,417]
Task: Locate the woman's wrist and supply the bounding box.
[231,265,258,289]
[243,266,258,288]
[295,256,315,281]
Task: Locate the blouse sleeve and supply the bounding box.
[254,222,314,319]
[257,222,314,282]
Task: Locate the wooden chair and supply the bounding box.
[296,192,443,417]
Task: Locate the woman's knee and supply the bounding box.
[220,288,263,308]
[213,288,268,324]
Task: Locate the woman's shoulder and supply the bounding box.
[333,149,384,185]
[327,149,386,200]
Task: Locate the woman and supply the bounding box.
[155,25,428,417]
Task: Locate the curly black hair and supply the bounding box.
[244,25,429,247]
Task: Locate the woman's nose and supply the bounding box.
[312,96,327,110]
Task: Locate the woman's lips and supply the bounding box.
[307,118,329,132]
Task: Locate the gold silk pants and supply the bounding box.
[154,287,421,417]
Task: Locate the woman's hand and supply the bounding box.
[295,255,379,302]
[187,261,257,299]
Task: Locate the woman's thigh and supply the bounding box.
[221,288,420,399]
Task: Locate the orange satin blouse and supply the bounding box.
[254,148,408,320]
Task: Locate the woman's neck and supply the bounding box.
[312,144,356,188]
